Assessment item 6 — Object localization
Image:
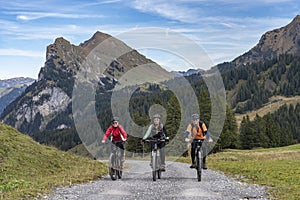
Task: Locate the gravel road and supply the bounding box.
[43,160,269,200]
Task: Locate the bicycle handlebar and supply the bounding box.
[193,139,205,142]
[143,137,169,143]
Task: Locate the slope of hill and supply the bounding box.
[0,122,106,199]
[235,95,299,126]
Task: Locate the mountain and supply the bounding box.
[0,31,172,149]
[170,68,204,77]
[217,15,300,72]
[0,77,35,115]
[0,77,34,89]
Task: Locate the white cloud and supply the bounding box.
[131,0,200,23]
[0,49,44,57]
[10,11,104,21]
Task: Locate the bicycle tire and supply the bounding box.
[109,154,118,181]
[157,152,161,179]
[152,151,157,181]
[197,149,202,182]
[117,156,122,179]
[157,169,161,179]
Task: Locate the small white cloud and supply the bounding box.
[13,12,104,21]
[0,49,44,58]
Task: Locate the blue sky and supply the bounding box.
[0,0,299,79]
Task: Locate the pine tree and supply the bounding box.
[165,94,186,156]
[264,113,281,147]
[215,105,239,149]
[239,115,257,149]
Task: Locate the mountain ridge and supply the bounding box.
[217,15,300,72]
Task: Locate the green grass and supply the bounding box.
[177,144,300,200]
[0,123,108,200]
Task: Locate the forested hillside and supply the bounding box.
[240,103,300,149]
[222,54,300,113]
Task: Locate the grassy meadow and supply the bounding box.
[0,123,107,200]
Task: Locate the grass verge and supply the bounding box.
[0,123,107,199]
[176,144,300,200]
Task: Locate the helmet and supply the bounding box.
[112,116,119,122]
[152,114,161,119]
[191,113,199,120]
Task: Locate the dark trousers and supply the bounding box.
[191,141,207,165]
[151,142,166,165]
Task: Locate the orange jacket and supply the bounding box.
[185,123,207,140]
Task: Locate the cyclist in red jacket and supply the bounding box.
[102,117,127,161]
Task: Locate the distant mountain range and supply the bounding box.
[0,77,34,89]
[0,77,35,115]
[170,68,204,77]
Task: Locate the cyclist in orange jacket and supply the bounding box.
[184,114,212,169]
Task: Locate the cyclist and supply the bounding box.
[142,114,168,171]
[184,113,212,169]
[102,117,127,162]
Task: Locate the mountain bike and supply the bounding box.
[144,137,168,181]
[193,139,204,182]
[109,142,124,181]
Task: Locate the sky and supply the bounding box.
[0,0,299,79]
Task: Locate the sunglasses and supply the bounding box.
[113,121,118,124]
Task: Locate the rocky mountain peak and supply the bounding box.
[80,31,112,49]
[231,15,300,67]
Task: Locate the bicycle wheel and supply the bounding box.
[117,157,122,179]
[157,169,161,179]
[197,150,202,182]
[152,151,157,181]
[109,154,117,181]
[157,154,161,179]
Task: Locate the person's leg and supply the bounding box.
[149,142,155,167]
[115,141,125,162]
[190,141,196,168]
[158,142,166,171]
[202,141,208,169]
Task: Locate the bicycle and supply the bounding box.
[193,139,204,182]
[108,142,124,181]
[144,137,168,181]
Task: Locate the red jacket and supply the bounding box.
[102,125,127,142]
